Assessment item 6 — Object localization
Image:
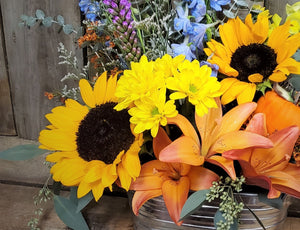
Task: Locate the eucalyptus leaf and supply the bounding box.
[258,193,283,210]
[42,17,53,27]
[293,49,300,61]
[54,195,89,230]
[35,9,45,20]
[0,144,48,161]
[235,0,249,7]
[56,15,65,26]
[289,75,300,90]
[27,16,37,27]
[70,187,94,212]
[20,14,29,21]
[180,189,210,220]
[223,10,235,19]
[63,24,74,34]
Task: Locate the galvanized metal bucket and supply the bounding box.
[129,192,290,230]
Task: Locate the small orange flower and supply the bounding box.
[44,92,54,100]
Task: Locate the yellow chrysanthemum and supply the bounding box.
[154,54,185,78]
[39,72,143,201]
[128,87,178,137]
[114,55,166,111]
[204,13,300,105]
[166,59,222,116]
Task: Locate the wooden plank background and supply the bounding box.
[0,0,82,140]
[0,3,16,136]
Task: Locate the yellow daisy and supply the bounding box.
[128,87,178,137]
[114,55,165,111]
[166,59,222,116]
[39,72,143,201]
[204,13,300,105]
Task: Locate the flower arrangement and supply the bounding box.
[1,0,300,230]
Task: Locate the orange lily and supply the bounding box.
[159,98,274,179]
[223,113,300,198]
[130,127,219,226]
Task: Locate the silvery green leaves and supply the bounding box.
[222,0,249,19]
[19,9,77,35]
[53,187,93,230]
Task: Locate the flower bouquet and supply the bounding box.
[2,0,300,230]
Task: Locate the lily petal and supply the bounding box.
[132,190,162,215]
[209,131,274,156]
[153,127,172,159]
[206,155,236,180]
[188,167,219,191]
[159,136,204,166]
[167,114,200,146]
[162,177,190,226]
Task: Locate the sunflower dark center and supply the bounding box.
[230,43,277,82]
[76,102,135,163]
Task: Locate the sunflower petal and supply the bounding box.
[91,182,105,201]
[79,79,96,108]
[94,71,107,105]
[77,181,92,198]
[236,83,256,104]
[117,164,133,191]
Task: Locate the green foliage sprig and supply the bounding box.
[19,9,81,35]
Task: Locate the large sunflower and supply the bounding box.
[39,72,143,201]
[204,13,300,105]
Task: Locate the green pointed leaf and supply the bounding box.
[56,15,65,26]
[180,189,210,220]
[35,9,45,20]
[289,75,300,90]
[63,24,74,34]
[42,17,53,27]
[70,187,94,212]
[258,193,283,210]
[53,195,89,230]
[0,144,48,161]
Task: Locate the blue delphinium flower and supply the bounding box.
[188,23,207,50]
[210,0,231,11]
[171,41,196,61]
[184,0,206,22]
[200,61,219,77]
[79,0,100,21]
[174,6,193,35]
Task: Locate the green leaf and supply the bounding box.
[53,195,89,230]
[289,75,300,90]
[63,24,74,34]
[235,0,249,7]
[27,16,37,27]
[180,189,210,220]
[56,15,65,26]
[214,210,238,230]
[0,144,48,161]
[293,49,300,62]
[223,10,235,19]
[42,17,53,27]
[20,14,29,21]
[35,9,45,20]
[258,193,283,210]
[70,187,94,213]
